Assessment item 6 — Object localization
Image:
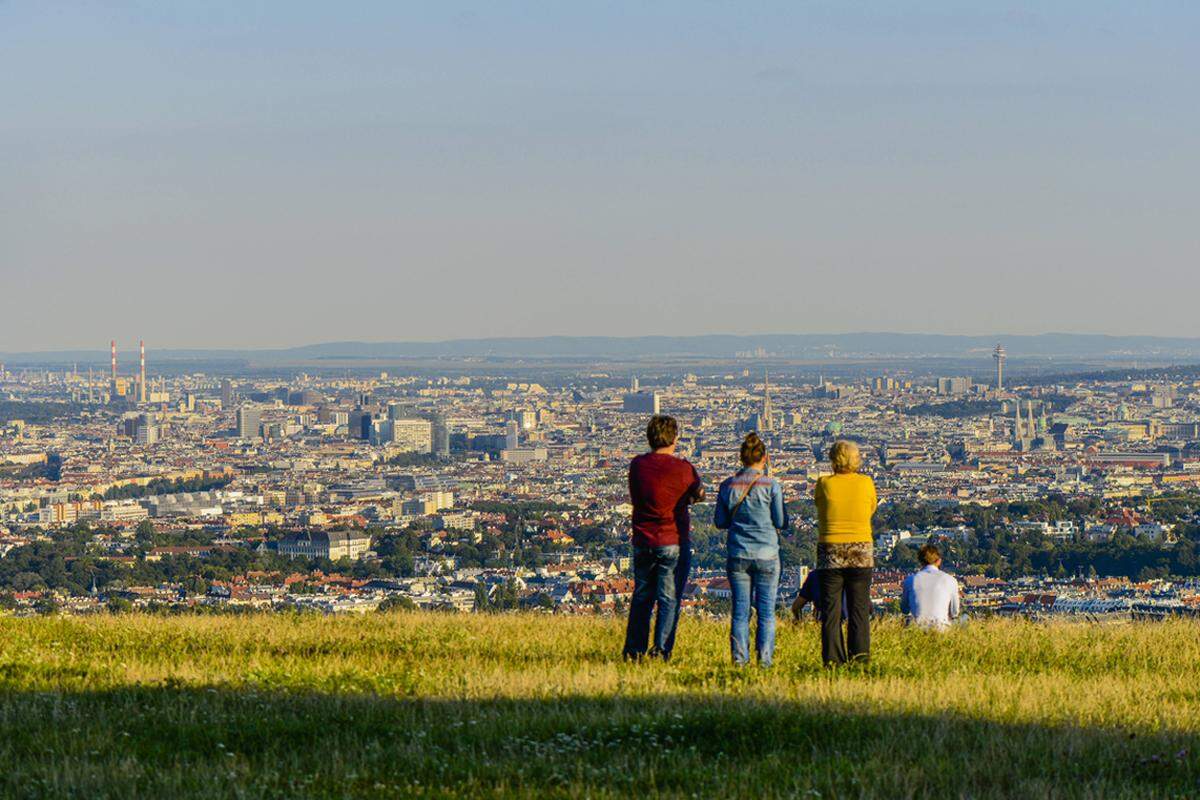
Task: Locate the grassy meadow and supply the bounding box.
[0,612,1198,798]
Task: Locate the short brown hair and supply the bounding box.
[646,415,679,449]
[739,432,766,466]
[918,544,941,566]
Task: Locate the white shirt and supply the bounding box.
[901,565,961,630]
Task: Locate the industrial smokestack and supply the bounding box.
[139,340,147,403]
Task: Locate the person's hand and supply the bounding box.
[791,596,807,623]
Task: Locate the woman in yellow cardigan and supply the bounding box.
[814,440,877,665]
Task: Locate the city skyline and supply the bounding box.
[4,339,1198,600]
[3,2,1199,350]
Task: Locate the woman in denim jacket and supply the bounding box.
[713,432,789,666]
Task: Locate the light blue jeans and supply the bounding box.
[727,556,780,666]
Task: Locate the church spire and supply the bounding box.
[761,370,774,431]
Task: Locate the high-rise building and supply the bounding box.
[348,409,373,440]
[936,376,973,396]
[622,391,661,414]
[236,405,261,440]
[221,379,235,408]
[391,418,433,453]
[504,420,520,450]
[135,413,159,446]
[432,413,450,458]
[368,418,391,446]
[993,344,1006,391]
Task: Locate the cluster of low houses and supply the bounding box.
[5,555,1200,622]
[2,483,1198,620]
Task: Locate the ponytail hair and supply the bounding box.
[739,432,767,467]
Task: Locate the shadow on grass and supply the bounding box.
[0,687,1195,798]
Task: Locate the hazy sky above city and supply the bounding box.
[2,2,1198,351]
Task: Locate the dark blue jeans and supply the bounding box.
[662,539,691,658]
[623,544,681,659]
[727,556,780,666]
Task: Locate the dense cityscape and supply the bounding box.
[2,340,1200,621]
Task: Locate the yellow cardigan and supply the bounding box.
[814,472,877,544]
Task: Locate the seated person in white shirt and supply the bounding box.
[900,544,961,630]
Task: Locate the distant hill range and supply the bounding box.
[6,333,1200,365]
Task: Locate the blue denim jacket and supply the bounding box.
[713,468,789,560]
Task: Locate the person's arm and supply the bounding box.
[713,481,731,530]
[867,478,878,516]
[688,465,706,504]
[900,576,912,616]
[949,578,961,619]
[771,480,788,530]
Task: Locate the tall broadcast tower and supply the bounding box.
[139,340,147,404]
[993,344,1006,392]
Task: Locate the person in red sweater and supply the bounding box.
[623,415,705,661]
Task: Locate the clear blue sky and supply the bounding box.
[2,2,1197,350]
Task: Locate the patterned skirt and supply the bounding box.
[817,541,874,570]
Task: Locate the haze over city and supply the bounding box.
[4,2,1199,350]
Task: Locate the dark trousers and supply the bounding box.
[818,567,872,665]
[623,544,681,659]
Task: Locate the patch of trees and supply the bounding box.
[0,523,398,596]
[903,400,997,419]
[101,475,232,501]
[474,580,521,612]
[0,401,84,424]
[878,508,1200,581]
[377,595,417,612]
[373,529,423,577]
